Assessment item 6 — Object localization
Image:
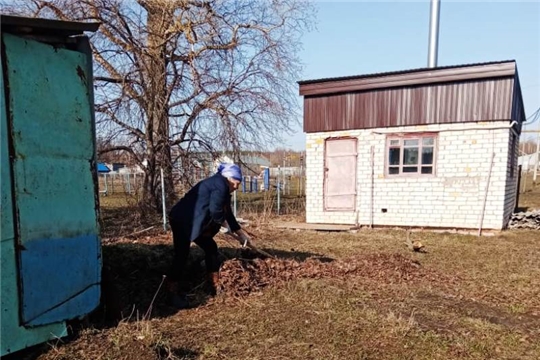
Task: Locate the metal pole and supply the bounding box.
[370,146,375,228]
[160,167,167,231]
[277,165,281,215]
[297,168,301,196]
[427,0,441,67]
[478,152,495,236]
[522,166,528,193]
[533,134,540,184]
[300,161,303,196]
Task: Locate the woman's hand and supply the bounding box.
[235,229,250,247]
[221,220,230,231]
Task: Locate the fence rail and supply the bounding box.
[98,167,306,221]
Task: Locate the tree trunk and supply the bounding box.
[141,2,176,212]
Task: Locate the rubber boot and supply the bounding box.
[208,272,220,296]
[166,279,189,310]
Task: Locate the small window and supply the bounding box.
[387,134,437,176]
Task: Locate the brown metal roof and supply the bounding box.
[0,14,99,36]
[298,60,517,97]
[300,60,526,133]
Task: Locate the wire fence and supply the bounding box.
[98,166,306,223]
[98,172,143,196]
[519,166,539,194]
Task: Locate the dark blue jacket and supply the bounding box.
[169,173,241,242]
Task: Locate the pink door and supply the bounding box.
[324,138,357,211]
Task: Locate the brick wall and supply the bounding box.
[305,121,518,230]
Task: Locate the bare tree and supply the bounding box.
[4,0,315,211]
[96,136,138,165]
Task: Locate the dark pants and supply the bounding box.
[168,219,220,283]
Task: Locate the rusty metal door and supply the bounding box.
[324,138,357,211]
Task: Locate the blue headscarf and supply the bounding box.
[217,163,242,181]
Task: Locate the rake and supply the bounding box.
[221,228,276,259]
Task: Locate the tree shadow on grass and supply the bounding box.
[87,242,334,330]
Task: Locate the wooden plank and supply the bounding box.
[275,222,357,231]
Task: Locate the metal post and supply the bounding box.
[277,165,281,215]
[478,152,495,236]
[297,170,301,196]
[161,167,167,231]
[370,146,375,228]
[427,0,441,67]
[533,134,540,184]
[522,166,528,193]
[300,163,303,196]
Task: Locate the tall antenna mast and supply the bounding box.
[428,0,441,67]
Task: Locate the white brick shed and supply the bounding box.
[298,61,526,231]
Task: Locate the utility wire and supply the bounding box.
[524,107,540,125]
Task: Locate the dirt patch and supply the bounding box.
[414,292,540,333]
[411,312,460,334]
[217,253,458,300]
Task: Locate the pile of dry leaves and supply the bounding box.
[217,253,453,298]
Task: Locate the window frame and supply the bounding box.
[385,133,438,177]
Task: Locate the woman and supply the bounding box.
[166,163,250,309]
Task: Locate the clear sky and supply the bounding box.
[283,0,540,150]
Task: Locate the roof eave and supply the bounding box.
[0,14,100,36]
[299,61,517,97]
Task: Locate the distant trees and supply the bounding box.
[266,148,305,167]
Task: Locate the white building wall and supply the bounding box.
[305,121,518,230]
